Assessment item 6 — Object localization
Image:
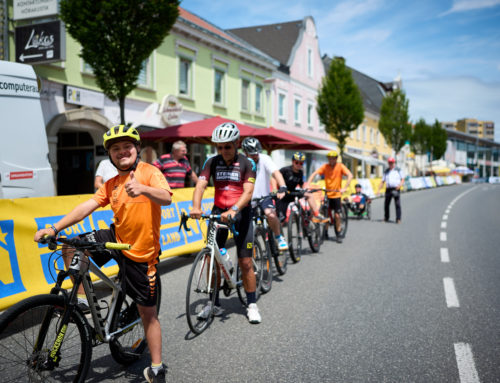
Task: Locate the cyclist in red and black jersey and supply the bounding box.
[190,122,262,324]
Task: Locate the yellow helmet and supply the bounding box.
[327,150,338,157]
[103,125,140,150]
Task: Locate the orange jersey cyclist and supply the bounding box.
[306,150,353,243]
[190,122,262,324]
[34,125,172,383]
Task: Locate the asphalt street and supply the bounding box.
[84,183,500,383]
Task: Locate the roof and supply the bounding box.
[178,8,277,67]
[228,20,304,70]
[322,55,387,116]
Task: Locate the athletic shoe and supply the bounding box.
[247,303,261,324]
[336,236,343,244]
[143,365,167,383]
[311,213,329,223]
[277,235,288,250]
[77,299,90,314]
[197,302,224,319]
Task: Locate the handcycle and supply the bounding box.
[318,188,349,242]
[344,194,372,220]
[0,235,161,383]
[285,189,322,263]
[252,194,288,279]
[179,212,264,335]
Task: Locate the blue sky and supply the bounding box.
[180,0,500,142]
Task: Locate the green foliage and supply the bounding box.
[379,88,411,154]
[60,0,180,124]
[430,119,447,160]
[411,118,431,155]
[317,58,364,156]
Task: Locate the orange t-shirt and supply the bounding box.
[317,163,350,198]
[93,161,172,265]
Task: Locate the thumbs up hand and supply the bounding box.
[125,171,143,197]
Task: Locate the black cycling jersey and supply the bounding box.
[280,165,303,191]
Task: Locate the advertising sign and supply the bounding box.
[15,20,65,64]
[160,94,183,126]
[13,0,59,21]
[65,85,105,109]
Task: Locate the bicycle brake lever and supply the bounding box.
[178,212,191,232]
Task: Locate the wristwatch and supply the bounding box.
[231,205,239,212]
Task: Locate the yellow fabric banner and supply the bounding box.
[0,188,214,311]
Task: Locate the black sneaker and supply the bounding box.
[336,236,343,244]
[144,365,167,383]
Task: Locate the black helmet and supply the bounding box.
[355,183,361,188]
[241,137,262,155]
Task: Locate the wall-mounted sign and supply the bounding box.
[13,0,59,21]
[64,85,105,109]
[160,95,183,126]
[15,20,65,65]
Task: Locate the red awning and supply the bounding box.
[140,116,330,152]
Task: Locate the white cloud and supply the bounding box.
[441,0,500,15]
[405,76,500,142]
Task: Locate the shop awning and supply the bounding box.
[140,116,329,152]
[343,152,385,166]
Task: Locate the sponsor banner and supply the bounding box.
[0,188,214,310]
[9,171,34,180]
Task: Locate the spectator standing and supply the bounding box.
[377,157,404,223]
[94,158,118,190]
[153,140,198,188]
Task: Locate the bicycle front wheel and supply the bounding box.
[337,204,349,238]
[109,277,162,364]
[307,217,321,253]
[0,294,92,383]
[287,211,302,263]
[254,226,272,294]
[186,248,218,335]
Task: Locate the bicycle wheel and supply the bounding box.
[307,216,321,253]
[109,277,162,364]
[319,202,329,244]
[366,203,371,220]
[287,211,302,263]
[254,226,272,294]
[185,248,218,335]
[236,239,263,306]
[0,294,92,383]
[338,204,349,238]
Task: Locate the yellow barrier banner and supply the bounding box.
[0,187,214,311]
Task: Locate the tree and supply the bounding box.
[411,118,431,155]
[317,57,364,156]
[379,88,411,155]
[429,119,447,161]
[60,0,180,124]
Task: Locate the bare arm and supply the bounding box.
[190,171,199,184]
[306,169,321,185]
[341,169,354,193]
[94,176,104,190]
[191,178,208,218]
[34,199,100,242]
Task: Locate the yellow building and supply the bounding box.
[454,118,495,141]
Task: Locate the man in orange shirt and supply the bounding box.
[306,150,353,243]
[34,125,172,383]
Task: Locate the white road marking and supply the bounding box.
[441,221,447,229]
[454,343,480,383]
[445,209,450,214]
[443,277,460,307]
[440,232,447,241]
[440,248,450,263]
[443,214,448,220]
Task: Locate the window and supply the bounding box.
[307,104,313,129]
[278,92,286,120]
[356,126,360,141]
[255,84,262,114]
[82,61,93,74]
[241,79,250,111]
[362,125,366,143]
[370,128,374,144]
[214,69,224,105]
[294,98,301,124]
[376,131,380,145]
[179,58,192,97]
[137,56,154,88]
[307,48,313,78]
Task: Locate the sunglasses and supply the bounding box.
[293,160,304,165]
[216,145,233,151]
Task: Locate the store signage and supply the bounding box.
[13,0,59,21]
[15,20,65,64]
[64,85,105,109]
[160,95,183,126]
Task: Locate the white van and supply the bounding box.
[0,60,55,198]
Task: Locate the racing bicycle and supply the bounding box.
[0,235,161,383]
[179,213,264,335]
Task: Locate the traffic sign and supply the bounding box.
[15,20,65,65]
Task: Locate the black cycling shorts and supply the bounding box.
[252,195,275,212]
[276,194,294,222]
[211,205,253,258]
[328,197,342,214]
[78,227,159,307]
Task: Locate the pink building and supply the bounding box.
[230,17,336,169]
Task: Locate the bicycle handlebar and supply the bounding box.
[178,212,239,236]
[40,235,131,251]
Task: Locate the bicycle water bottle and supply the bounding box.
[220,248,233,272]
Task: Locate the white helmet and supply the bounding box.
[212,122,240,143]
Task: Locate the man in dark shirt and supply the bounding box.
[153,140,198,188]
